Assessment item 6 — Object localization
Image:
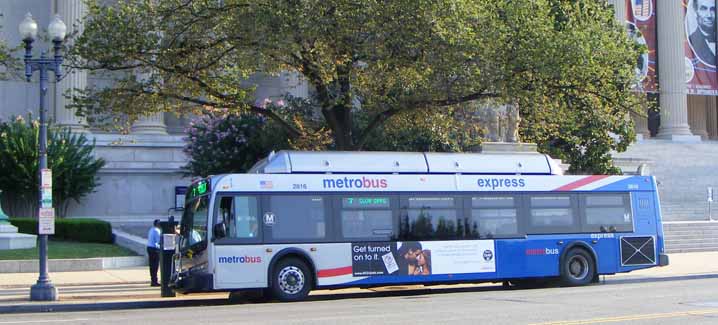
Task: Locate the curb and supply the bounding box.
[0,298,230,314]
[0,256,146,273]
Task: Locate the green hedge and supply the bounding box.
[9,218,113,244]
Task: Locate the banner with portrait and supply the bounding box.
[627,0,658,92]
[685,0,718,95]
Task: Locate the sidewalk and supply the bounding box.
[0,267,148,288]
[0,251,717,313]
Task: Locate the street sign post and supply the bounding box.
[709,187,714,221]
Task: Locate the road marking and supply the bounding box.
[0,319,89,324]
[528,309,718,325]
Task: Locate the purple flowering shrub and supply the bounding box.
[182,110,289,177]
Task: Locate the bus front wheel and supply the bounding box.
[560,248,595,286]
[271,257,312,302]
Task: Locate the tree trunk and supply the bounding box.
[324,104,355,150]
[3,192,36,218]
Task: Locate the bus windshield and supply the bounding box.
[181,195,209,248]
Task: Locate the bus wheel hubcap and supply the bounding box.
[568,255,589,280]
[278,266,305,295]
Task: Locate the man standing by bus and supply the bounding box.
[146,219,161,287]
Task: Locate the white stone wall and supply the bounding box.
[65,134,189,217]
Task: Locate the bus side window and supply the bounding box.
[527,194,579,234]
[233,196,259,239]
[339,196,394,241]
[470,196,519,238]
[581,193,633,233]
[400,196,459,240]
[266,195,326,242]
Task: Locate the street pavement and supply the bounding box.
[0,251,717,314]
[3,271,718,324]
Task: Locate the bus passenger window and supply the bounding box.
[471,196,519,238]
[582,194,633,232]
[527,195,578,234]
[400,197,459,240]
[340,197,394,240]
[268,195,326,242]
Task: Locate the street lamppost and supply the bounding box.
[18,12,66,301]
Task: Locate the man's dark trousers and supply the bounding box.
[147,247,160,285]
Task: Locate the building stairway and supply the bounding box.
[663,222,718,253]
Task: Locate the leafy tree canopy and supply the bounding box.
[71,0,644,159]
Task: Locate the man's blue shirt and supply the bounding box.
[147,226,161,249]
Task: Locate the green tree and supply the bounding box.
[0,116,106,218]
[361,105,483,153]
[515,1,643,174]
[0,22,18,80]
[70,0,644,156]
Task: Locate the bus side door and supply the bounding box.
[213,195,267,289]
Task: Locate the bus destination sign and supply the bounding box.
[342,197,390,208]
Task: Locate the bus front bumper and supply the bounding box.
[659,253,669,266]
[171,270,214,294]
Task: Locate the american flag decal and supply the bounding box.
[260,180,273,189]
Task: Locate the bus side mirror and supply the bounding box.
[214,223,227,239]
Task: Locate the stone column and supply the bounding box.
[131,63,167,134]
[656,0,699,141]
[54,0,89,132]
[632,110,651,139]
[607,0,627,22]
[706,96,718,139]
[131,113,168,135]
[688,96,709,139]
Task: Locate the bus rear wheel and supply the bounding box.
[560,248,595,286]
[270,257,312,302]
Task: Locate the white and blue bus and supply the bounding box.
[171,151,668,301]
